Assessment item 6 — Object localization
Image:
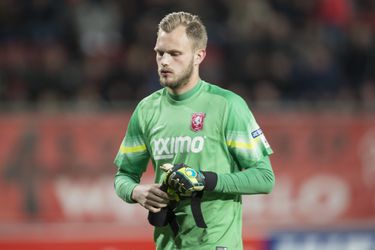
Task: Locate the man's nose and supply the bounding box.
[160,53,171,66]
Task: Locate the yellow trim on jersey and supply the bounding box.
[120,144,147,154]
[226,140,254,150]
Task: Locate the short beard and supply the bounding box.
[159,58,194,90]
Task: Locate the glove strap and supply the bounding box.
[148,201,180,236]
[167,202,179,236]
[148,184,169,227]
[191,191,207,228]
[189,171,217,228]
[201,171,218,191]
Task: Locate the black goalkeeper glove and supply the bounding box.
[148,163,217,230]
[160,163,218,198]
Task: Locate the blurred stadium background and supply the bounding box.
[0,0,374,249]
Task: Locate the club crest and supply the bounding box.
[191,113,205,132]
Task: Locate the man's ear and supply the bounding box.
[194,49,206,66]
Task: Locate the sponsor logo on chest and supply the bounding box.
[152,136,205,160]
[151,112,207,160]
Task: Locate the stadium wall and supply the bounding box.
[0,110,374,250]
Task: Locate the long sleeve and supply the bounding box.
[113,105,150,203]
[216,92,275,195]
[114,170,141,203]
[214,156,275,194]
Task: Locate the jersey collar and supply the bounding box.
[166,80,203,103]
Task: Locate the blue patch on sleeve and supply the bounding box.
[251,128,263,138]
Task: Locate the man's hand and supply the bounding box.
[132,184,170,213]
[161,163,206,197]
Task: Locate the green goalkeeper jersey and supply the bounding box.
[114,80,274,250]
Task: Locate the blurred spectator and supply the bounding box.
[0,0,373,110]
[72,0,123,57]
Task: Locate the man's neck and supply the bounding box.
[167,75,200,96]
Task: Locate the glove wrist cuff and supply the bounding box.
[201,171,218,191]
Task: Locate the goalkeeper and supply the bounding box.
[114,11,275,250]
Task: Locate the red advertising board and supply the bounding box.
[0,111,374,249]
[257,112,375,226]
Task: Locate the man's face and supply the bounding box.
[154,26,196,89]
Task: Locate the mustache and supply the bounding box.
[159,68,173,73]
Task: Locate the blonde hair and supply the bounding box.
[158,11,208,50]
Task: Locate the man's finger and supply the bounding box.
[149,193,169,204]
[146,199,168,208]
[152,187,170,200]
[145,204,162,213]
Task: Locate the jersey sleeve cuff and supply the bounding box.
[115,181,138,204]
